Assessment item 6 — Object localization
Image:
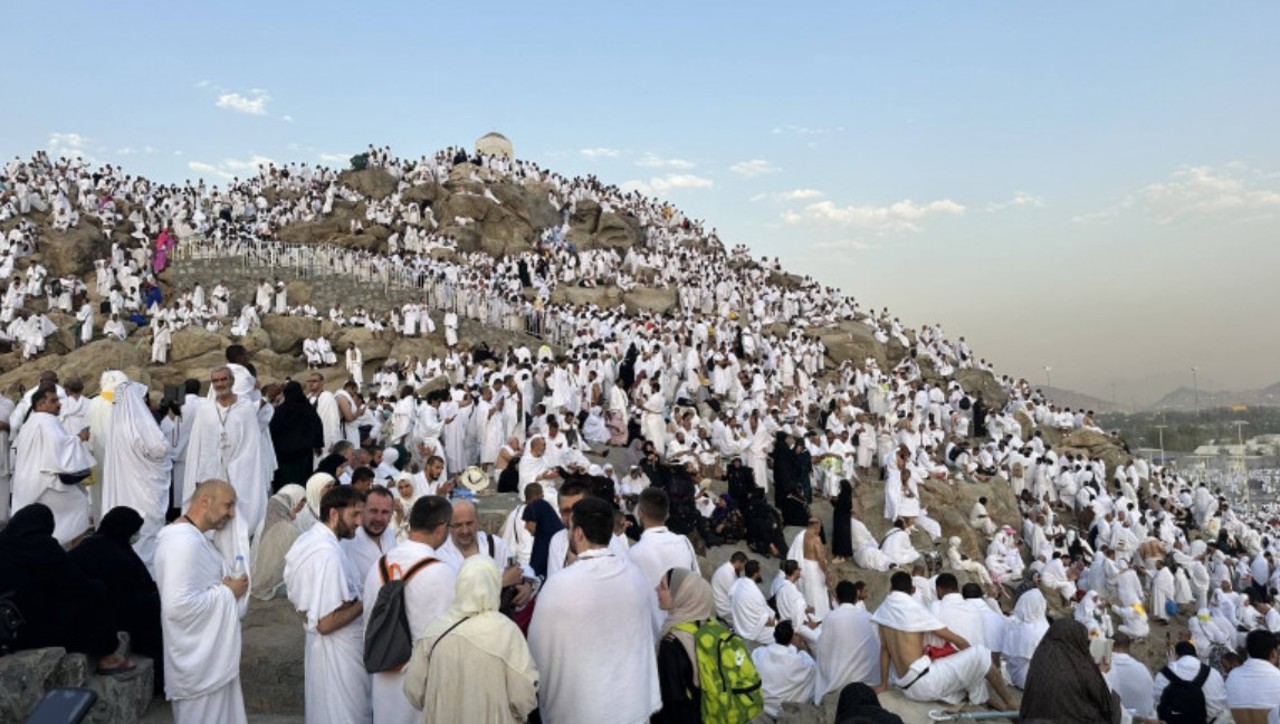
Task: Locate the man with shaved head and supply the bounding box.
[437,498,535,599]
[155,479,248,724]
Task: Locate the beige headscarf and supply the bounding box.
[250,484,308,600]
[660,567,715,687]
[416,558,539,689]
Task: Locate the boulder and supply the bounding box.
[622,287,678,316]
[491,182,562,232]
[240,598,306,715]
[549,285,622,309]
[954,368,1009,410]
[401,182,445,207]
[84,657,154,724]
[807,321,889,371]
[0,647,67,722]
[589,212,643,252]
[1060,428,1130,481]
[262,316,322,356]
[337,168,398,200]
[0,339,149,397]
[285,279,312,305]
[169,326,226,364]
[39,224,112,277]
[332,327,393,363]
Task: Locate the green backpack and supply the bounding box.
[674,619,764,723]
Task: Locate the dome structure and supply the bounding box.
[475,132,513,159]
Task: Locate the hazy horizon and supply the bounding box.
[3,3,1275,403]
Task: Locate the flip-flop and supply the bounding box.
[96,659,137,676]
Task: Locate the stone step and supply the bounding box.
[0,647,153,724]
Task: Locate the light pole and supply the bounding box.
[1154,424,1168,465]
[1109,381,1118,411]
[1190,366,1200,415]
[1233,420,1250,506]
[1043,366,1052,391]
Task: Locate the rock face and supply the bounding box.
[39,223,113,277]
[808,321,890,371]
[954,368,1009,410]
[336,168,398,200]
[0,338,150,397]
[622,287,678,316]
[241,598,306,715]
[0,648,153,724]
[1058,428,1130,482]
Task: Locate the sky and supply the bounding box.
[4,2,1277,406]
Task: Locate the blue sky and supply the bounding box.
[4,2,1277,405]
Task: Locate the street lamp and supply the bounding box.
[1154,424,1168,464]
[1190,366,1200,415]
[1043,366,1052,391]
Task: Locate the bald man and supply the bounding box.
[436,499,534,601]
[155,480,248,724]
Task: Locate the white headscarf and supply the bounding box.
[1003,589,1049,658]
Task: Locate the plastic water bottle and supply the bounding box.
[231,554,246,578]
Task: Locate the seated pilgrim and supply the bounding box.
[0,504,135,674]
[751,621,817,718]
[67,507,163,684]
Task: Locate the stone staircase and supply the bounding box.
[0,647,154,723]
[166,256,424,316]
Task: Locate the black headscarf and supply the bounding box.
[1019,618,1121,724]
[96,506,144,544]
[0,504,120,658]
[0,504,62,567]
[522,499,565,578]
[833,682,904,724]
[270,381,324,457]
[316,453,347,478]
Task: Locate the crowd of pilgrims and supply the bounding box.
[4,148,1280,722]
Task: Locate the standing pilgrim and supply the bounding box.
[183,366,268,567]
[284,486,371,724]
[444,310,459,348]
[101,382,172,572]
[86,370,129,523]
[155,480,248,724]
[345,344,364,389]
[363,495,456,724]
[528,496,661,723]
[11,382,95,545]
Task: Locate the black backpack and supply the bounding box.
[362,556,439,673]
[1157,663,1210,724]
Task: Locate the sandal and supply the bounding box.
[96,656,137,676]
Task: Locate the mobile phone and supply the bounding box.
[25,687,98,724]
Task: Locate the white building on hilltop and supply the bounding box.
[475,132,513,159]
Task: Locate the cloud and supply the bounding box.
[187,154,276,181]
[317,152,350,163]
[782,198,965,233]
[215,89,270,116]
[729,159,779,178]
[281,115,294,123]
[983,191,1046,212]
[187,161,231,180]
[771,125,845,137]
[635,153,695,170]
[1077,163,1280,224]
[622,174,714,196]
[47,132,95,162]
[194,80,211,88]
[777,188,825,201]
[580,147,621,159]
